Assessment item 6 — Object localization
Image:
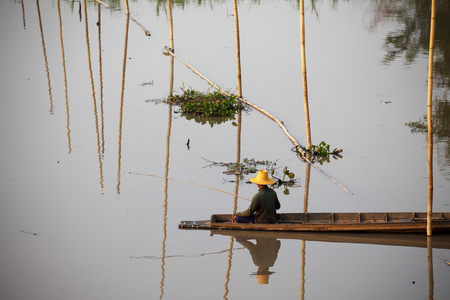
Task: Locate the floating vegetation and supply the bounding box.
[297,141,344,165]
[202,157,301,195]
[166,87,245,117]
[307,141,342,156]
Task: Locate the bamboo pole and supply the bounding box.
[300,0,312,149]
[167,0,174,51]
[232,0,242,98]
[426,0,436,236]
[124,0,129,15]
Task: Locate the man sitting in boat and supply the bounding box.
[233,170,281,223]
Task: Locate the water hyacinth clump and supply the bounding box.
[166,88,242,117]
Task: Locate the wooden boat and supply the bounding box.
[179,212,450,233]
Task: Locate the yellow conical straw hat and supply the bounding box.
[249,170,275,185]
[257,274,269,284]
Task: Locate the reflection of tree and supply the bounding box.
[374,1,450,89]
[373,1,450,170]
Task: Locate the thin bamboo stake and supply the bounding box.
[161,45,366,205]
[232,0,242,98]
[426,0,436,236]
[124,0,129,15]
[130,172,251,201]
[300,0,311,149]
[167,0,174,51]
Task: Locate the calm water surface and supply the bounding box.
[1,0,449,299]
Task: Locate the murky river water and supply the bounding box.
[1,0,449,299]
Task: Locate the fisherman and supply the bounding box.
[233,170,281,224]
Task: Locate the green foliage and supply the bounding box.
[307,141,339,156]
[166,88,241,117]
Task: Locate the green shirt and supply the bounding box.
[236,186,281,223]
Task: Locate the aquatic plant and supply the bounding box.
[307,141,342,156]
[166,88,243,117]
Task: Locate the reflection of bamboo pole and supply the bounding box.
[161,45,364,204]
[300,0,311,149]
[36,0,53,114]
[117,14,130,194]
[160,103,172,299]
[223,237,233,300]
[84,0,104,190]
[167,0,174,51]
[98,5,105,155]
[427,237,434,300]
[232,0,242,98]
[300,240,306,300]
[160,52,174,298]
[58,0,71,154]
[426,0,436,236]
[21,0,26,29]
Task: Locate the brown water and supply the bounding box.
[1,0,449,299]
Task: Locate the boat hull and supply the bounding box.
[179,212,450,233]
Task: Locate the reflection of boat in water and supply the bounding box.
[179,212,450,234]
[209,229,450,250]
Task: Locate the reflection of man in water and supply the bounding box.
[237,237,281,284]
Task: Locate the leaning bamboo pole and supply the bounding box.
[426,0,436,236]
[300,0,311,149]
[161,45,302,151]
[161,45,366,205]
